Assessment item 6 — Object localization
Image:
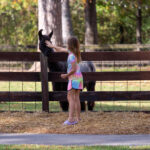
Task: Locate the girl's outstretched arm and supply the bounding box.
[45,41,68,53]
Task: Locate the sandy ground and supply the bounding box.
[0,111,150,134]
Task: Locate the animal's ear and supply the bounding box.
[48,30,53,40]
[38,29,43,40]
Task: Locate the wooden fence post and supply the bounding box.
[40,53,49,112]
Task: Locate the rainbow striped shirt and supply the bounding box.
[67,50,83,90]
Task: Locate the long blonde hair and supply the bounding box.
[67,36,81,63]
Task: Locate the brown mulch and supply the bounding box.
[0,111,150,134]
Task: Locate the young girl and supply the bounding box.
[45,37,83,125]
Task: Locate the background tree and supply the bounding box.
[70,0,85,43]
[0,0,38,51]
[84,0,98,47]
[136,0,142,45]
[38,0,62,46]
[62,0,74,45]
[0,0,150,49]
[105,0,150,46]
[29,0,62,71]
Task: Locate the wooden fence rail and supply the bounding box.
[0,51,150,112]
[1,51,150,61]
[0,91,150,102]
[1,71,150,82]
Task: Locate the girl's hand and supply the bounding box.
[61,74,68,79]
[45,40,53,48]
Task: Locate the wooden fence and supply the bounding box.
[0,51,150,112]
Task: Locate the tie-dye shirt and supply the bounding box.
[67,50,83,90]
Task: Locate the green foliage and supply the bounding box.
[96,0,136,44]
[0,0,38,50]
[70,0,150,44]
[101,0,150,44]
[70,0,85,43]
[0,0,150,51]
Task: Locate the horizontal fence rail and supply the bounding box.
[1,91,150,102]
[47,72,150,81]
[81,44,150,50]
[47,51,150,61]
[0,72,41,81]
[1,51,150,61]
[0,72,150,81]
[1,44,150,51]
[0,52,40,61]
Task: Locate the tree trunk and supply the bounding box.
[136,0,142,51]
[119,24,124,44]
[62,0,74,45]
[29,0,62,72]
[84,0,98,49]
[38,0,62,46]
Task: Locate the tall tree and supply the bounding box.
[106,0,148,47]
[62,0,74,45]
[0,0,38,48]
[30,0,62,71]
[84,0,98,47]
[38,0,62,46]
[38,0,63,112]
[136,0,142,45]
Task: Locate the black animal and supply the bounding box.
[38,29,95,111]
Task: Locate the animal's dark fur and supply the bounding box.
[38,29,95,111]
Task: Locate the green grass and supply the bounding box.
[1,100,150,112]
[93,101,150,111]
[0,102,61,112]
[1,81,148,92]
[1,145,150,150]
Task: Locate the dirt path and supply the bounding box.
[0,111,150,134]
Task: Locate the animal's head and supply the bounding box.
[38,29,54,56]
